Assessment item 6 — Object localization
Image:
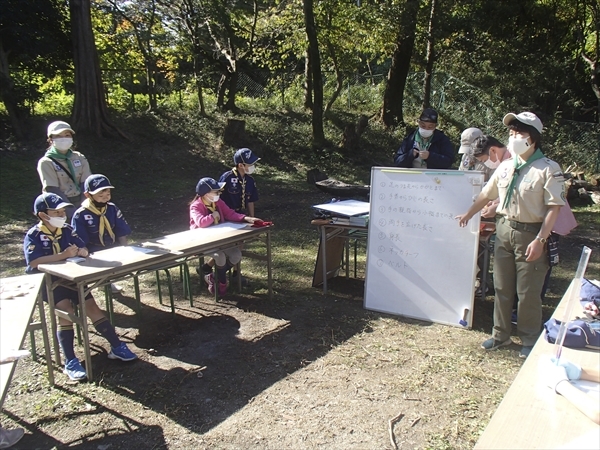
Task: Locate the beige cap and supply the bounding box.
[458,127,483,154]
[502,112,543,133]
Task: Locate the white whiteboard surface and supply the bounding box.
[312,199,370,217]
[364,167,484,327]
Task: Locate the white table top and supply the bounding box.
[475,281,600,449]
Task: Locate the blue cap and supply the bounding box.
[196,177,226,196]
[84,174,115,195]
[34,193,73,214]
[419,108,438,123]
[233,148,260,165]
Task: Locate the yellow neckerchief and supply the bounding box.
[202,197,219,224]
[82,198,115,246]
[232,168,247,210]
[39,222,62,254]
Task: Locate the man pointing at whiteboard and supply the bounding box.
[456,112,565,358]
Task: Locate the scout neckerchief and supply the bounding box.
[414,131,433,168]
[202,197,220,224]
[39,222,62,254]
[232,168,247,211]
[45,146,80,194]
[82,198,115,246]
[502,148,545,210]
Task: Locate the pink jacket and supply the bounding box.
[190,198,246,229]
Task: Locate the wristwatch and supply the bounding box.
[535,235,547,244]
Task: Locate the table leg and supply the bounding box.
[78,283,93,381]
[36,291,55,386]
[45,274,61,366]
[321,226,328,295]
[266,230,273,300]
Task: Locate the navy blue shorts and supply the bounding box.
[42,278,93,305]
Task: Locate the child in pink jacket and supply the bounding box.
[190,177,261,296]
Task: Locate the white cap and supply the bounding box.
[458,127,483,154]
[502,112,543,133]
[47,121,75,137]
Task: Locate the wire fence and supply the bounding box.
[10,66,600,172]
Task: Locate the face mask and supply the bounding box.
[418,128,434,138]
[245,165,255,175]
[53,137,73,152]
[47,215,67,229]
[483,155,501,169]
[207,194,220,203]
[508,136,532,156]
[92,199,107,208]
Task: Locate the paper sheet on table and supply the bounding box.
[89,245,154,262]
[157,222,249,246]
[312,199,370,217]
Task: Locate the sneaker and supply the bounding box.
[511,310,518,325]
[108,342,138,361]
[0,426,25,449]
[204,273,215,294]
[519,346,533,358]
[110,283,123,294]
[218,281,227,297]
[64,358,87,381]
[481,337,512,351]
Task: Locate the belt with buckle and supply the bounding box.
[501,217,541,234]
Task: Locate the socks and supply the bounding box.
[93,317,121,348]
[57,325,76,361]
[216,267,228,284]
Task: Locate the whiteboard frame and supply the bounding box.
[363,167,484,328]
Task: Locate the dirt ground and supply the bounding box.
[1,147,598,449]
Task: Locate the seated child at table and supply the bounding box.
[71,174,132,292]
[24,192,137,381]
[197,148,262,284]
[189,177,262,296]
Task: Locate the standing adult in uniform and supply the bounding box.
[457,112,565,358]
[37,121,92,217]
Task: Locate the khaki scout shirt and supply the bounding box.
[37,150,92,198]
[481,157,565,223]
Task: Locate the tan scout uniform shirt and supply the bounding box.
[481,157,565,223]
[37,151,92,198]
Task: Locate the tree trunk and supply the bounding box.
[224,70,239,112]
[303,48,313,110]
[324,40,343,116]
[146,63,157,111]
[0,39,25,139]
[303,0,325,145]
[193,52,206,116]
[217,73,228,108]
[70,0,123,137]
[381,0,420,128]
[422,0,437,109]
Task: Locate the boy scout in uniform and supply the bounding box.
[458,112,565,358]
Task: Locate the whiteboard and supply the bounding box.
[364,167,484,327]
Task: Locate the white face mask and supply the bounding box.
[508,136,533,156]
[53,137,73,152]
[207,194,220,203]
[245,165,255,175]
[483,154,501,169]
[47,215,67,228]
[418,128,434,138]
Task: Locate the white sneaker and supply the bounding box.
[110,283,123,294]
[0,427,25,449]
